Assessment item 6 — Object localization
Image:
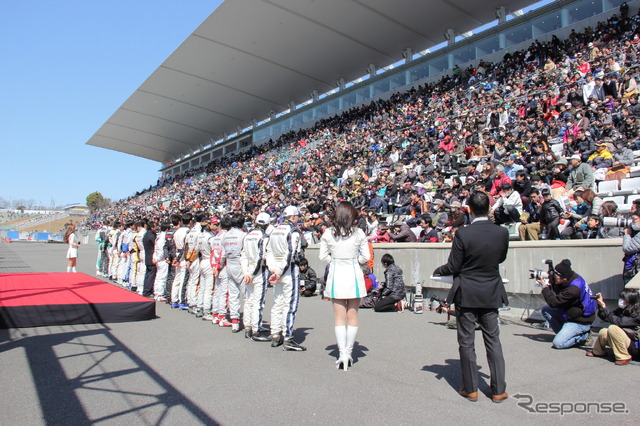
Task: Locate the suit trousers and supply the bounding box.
[143,264,156,297]
[457,307,506,396]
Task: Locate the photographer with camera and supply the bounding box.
[538,259,596,349]
[622,214,640,284]
[586,289,640,365]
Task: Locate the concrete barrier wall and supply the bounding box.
[304,239,625,313]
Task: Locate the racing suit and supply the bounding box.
[240,226,270,331]
[221,227,247,321]
[266,220,302,339]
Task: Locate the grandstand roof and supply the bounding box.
[86,0,539,163]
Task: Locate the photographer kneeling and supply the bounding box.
[587,289,640,365]
[538,259,596,349]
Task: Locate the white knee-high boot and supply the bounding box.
[335,325,348,370]
[346,325,358,363]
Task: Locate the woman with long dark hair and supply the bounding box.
[64,223,80,272]
[319,201,370,371]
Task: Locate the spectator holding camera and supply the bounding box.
[587,289,640,365]
[539,259,597,349]
[622,214,640,284]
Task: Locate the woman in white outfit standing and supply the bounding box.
[319,201,371,370]
[64,224,80,272]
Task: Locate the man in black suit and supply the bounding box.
[142,221,157,298]
[433,191,509,403]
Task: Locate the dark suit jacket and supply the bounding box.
[434,219,509,309]
[143,230,156,266]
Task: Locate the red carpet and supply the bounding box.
[0,273,156,328]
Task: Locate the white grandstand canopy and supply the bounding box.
[86,0,540,163]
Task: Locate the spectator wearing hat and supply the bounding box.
[587,142,614,169]
[549,157,570,198]
[389,219,417,243]
[566,154,594,193]
[539,259,597,349]
[445,201,466,230]
[504,155,524,180]
[431,199,449,232]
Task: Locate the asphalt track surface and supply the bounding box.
[0,239,637,425]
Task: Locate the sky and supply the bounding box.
[0,0,557,210]
[0,1,221,208]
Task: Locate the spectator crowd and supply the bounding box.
[91,10,640,246]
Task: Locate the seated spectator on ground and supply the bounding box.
[491,183,523,225]
[539,259,597,349]
[298,258,318,297]
[587,289,640,365]
[374,254,406,312]
[362,264,378,293]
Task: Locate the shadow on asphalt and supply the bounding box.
[421,360,492,395]
[0,326,220,424]
[292,326,313,343]
[513,333,555,343]
[324,343,369,361]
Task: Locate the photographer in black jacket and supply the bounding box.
[374,254,406,312]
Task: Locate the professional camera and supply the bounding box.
[429,296,448,314]
[602,217,633,228]
[529,259,554,283]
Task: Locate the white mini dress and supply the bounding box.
[319,228,371,299]
[66,233,78,259]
